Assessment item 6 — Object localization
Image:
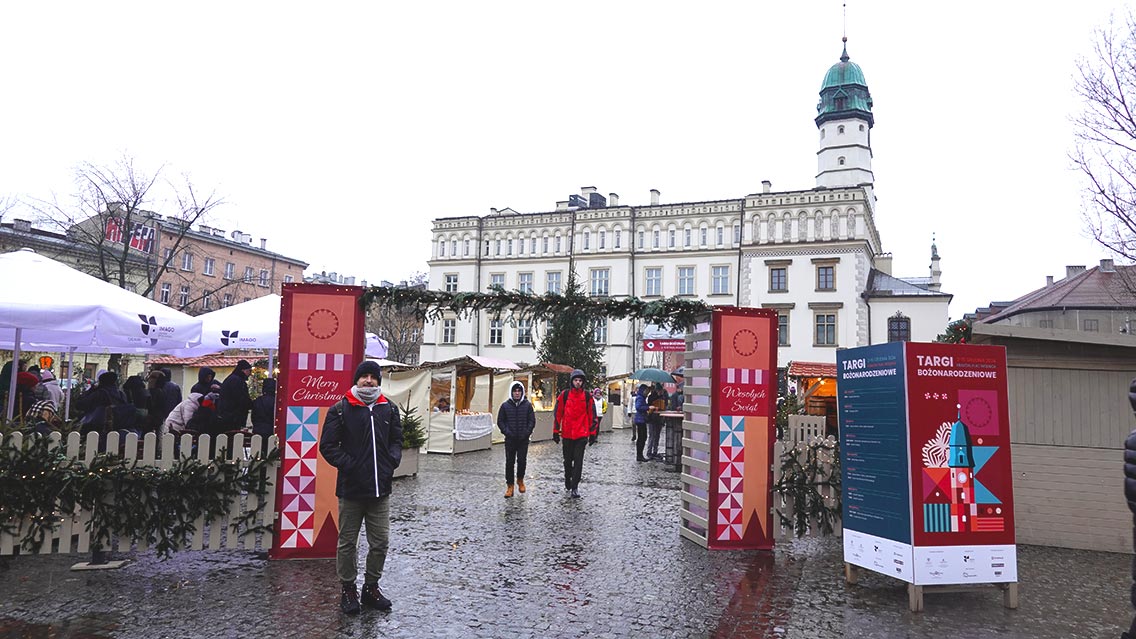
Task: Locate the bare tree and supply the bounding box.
[31,155,224,297]
[366,273,427,365]
[1073,12,1136,262]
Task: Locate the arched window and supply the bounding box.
[859,124,865,132]
[583,230,590,250]
[599,229,606,249]
[838,156,846,166]
[439,238,446,257]
[838,125,845,134]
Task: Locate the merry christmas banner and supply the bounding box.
[271,284,364,560]
[707,307,777,550]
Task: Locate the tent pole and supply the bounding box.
[6,329,22,421]
[267,348,276,378]
[65,347,76,419]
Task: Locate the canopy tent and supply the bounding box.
[0,248,203,419]
[364,333,390,359]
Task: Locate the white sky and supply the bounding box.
[0,1,1127,320]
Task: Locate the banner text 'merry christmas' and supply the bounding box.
[291,374,346,403]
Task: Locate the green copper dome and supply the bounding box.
[816,38,874,128]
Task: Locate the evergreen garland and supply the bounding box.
[361,284,711,333]
[774,437,842,537]
[0,435,278,557]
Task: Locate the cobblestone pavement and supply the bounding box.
[0,434,1130,638]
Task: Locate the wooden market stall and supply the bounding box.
[420,355,520,454]
[787,360,838,436]
[513,362,574,442]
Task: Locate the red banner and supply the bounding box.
[643,338,685,352]
[103,217,156,254]
[271,283,364,559]
[708,307,778,550]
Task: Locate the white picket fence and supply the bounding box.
[771,434,842,540]
[0,430,279,556]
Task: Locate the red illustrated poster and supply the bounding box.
[708,307,778,550]
[271,284,364,559]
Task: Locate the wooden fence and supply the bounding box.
[771,435,842,540]
[0,430,279,556]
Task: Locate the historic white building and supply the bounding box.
[420,39,951,376]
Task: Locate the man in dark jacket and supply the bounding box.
[554,369,599,498]
[498,381,535,497]
[633,384,650,462]
[217,360,254,431]
[1124,377,1136,639]
[250,377,276,438]
[319,360,402,616]
[190,367,216,395]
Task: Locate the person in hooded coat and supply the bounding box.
[190,367,216,395]
[553,369,599,498]
[497,380,535,497]
[37,369,64,410]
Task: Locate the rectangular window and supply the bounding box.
[653,230,660,249]
[1083,318,1100,332]
[555,236,561,252]
[684,228,691,247]
[224,262,235,279]
[530,237,536,254]
[734,223,741,244]
[163,248,174,265]
[516,319,533,345]
[178,285,190,308]
[815,313,837,346]
[700,228,707,246]
[495,239,502,255]
[547,271,562,294]
[1039,319,1054,329]
[590,268,610,296]
[645,267,662,296]
[518,272,534,294]
[159,282,171,304]
[202,290,212,311]
[717,227,724,246]
[490,273,505,291]
[770,267,788,292]
[638,231,644,249]
[543,237,549,254]
[669,229,676,248]
[615,229,621,249]
[583,231,590,250]
[506,239,513,256]
[817,265,835,290]
[203,258,215,276]
[259,269,269,287]
[244,266,254,282]
[465,239,471,256]
[439,239,446,257]
[445,274,459,292]
[712,266,730,294]
[283,275,294,284]
[181,252,194,271]
[442,319,456,344]
[489,319,503,345]
[592,319,607,345]
[599,230,606,249]
[222,293,233,308]
[451,239,457,256]
[678,266,695,295]
[778,312,789,346]
[888,316,912,342]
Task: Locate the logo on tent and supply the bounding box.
[138,314,159,345]
[221,330,239,346]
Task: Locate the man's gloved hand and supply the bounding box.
[553,433,561,444]
[589,434,598,446]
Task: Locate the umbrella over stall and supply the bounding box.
[631,367,677,384]
[0,249,204,419]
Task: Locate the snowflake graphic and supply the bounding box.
[921,422,952,468]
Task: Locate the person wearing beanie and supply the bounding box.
[553,369,600,498]
[319,359,402,615]
[216,360,254,431]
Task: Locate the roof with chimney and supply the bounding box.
[977,261,1136,323]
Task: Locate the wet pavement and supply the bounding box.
[0,434,1130,638]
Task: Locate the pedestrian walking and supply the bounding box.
[318,360,402,615]
[1123,377,1136,639]
[553,369,599,498]
[633,384,650,462]
[497,381,535,497]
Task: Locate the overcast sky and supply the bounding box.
[0,1,1126,320]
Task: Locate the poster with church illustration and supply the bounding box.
[838,342,1017,586]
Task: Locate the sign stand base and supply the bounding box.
[844,563,1019,612]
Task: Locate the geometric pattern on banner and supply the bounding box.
[924,503,951,532]
[290,352,346,372]
[720,368,764,385]
[716,416,747,542]
[922,467,952,501]
[280,406,321,549]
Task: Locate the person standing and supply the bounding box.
[319,361,402,615]
[633,384,650,462]
[251,378,277,439]
[553,369,599,498]
[645,383,669,461]
[217,360,254,431]
[190,367,216,395]
[37,369,64,411]
[498,381,535,497]
[1124,377,1136,639]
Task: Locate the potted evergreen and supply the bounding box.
[394,402,426,477]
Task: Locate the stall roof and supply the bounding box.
[788,361,836,378]
[515,362,574,375]
[421,355,520,372]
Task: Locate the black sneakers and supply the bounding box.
[341,583,361,615]
[361,583,393,611]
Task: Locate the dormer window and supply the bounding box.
[835,97,846,110]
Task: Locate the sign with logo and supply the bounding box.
[271,283,364,559]
[642,338,685,352]
[104,217,156,254]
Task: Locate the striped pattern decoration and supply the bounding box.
[924,503,951,533]
[720,368,764,385]
[290,352,347,371]
[973,516,1005,532]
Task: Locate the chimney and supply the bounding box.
[12,219,31,232]
[650,189,660,205]
[1046,275,1054,287]
[581,186,597,196]
[260,238,267,250]
[609,193,619,206]
[874,253,892,275]
[762,180,772,194]
[556,201,569,211]
[1065,265,1087,279]
[1101,258,1116,272]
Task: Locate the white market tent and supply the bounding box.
[0,248,204,419]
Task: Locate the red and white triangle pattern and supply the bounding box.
[716,416,746,542]
[280,408,320,549]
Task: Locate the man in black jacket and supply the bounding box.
[1124,378,1136,639]
[319,360,402,616]
[217,360,254,431]
[497,381,535,497]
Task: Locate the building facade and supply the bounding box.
[420,40,951,375]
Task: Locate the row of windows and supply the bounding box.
[768,264,836,293]
[445,266,734,298]
[818,123,866,139]
[156,275,293,310]
[164,248,278,287]
[442,317,610,347]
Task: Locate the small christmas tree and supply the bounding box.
[936,319,972,344]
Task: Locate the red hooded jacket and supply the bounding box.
[554,387,596,440]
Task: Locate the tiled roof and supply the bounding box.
[146,355,249,368]
[864,269,950,298]
[788,361,837,378]
[979,264,1136,323]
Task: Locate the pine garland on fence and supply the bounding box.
[0,435,278,557]
[774,437,842,538]
[361,285,712,332]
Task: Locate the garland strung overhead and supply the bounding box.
[361,286,712,332]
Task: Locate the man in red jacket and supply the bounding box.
[554,369,599,498]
